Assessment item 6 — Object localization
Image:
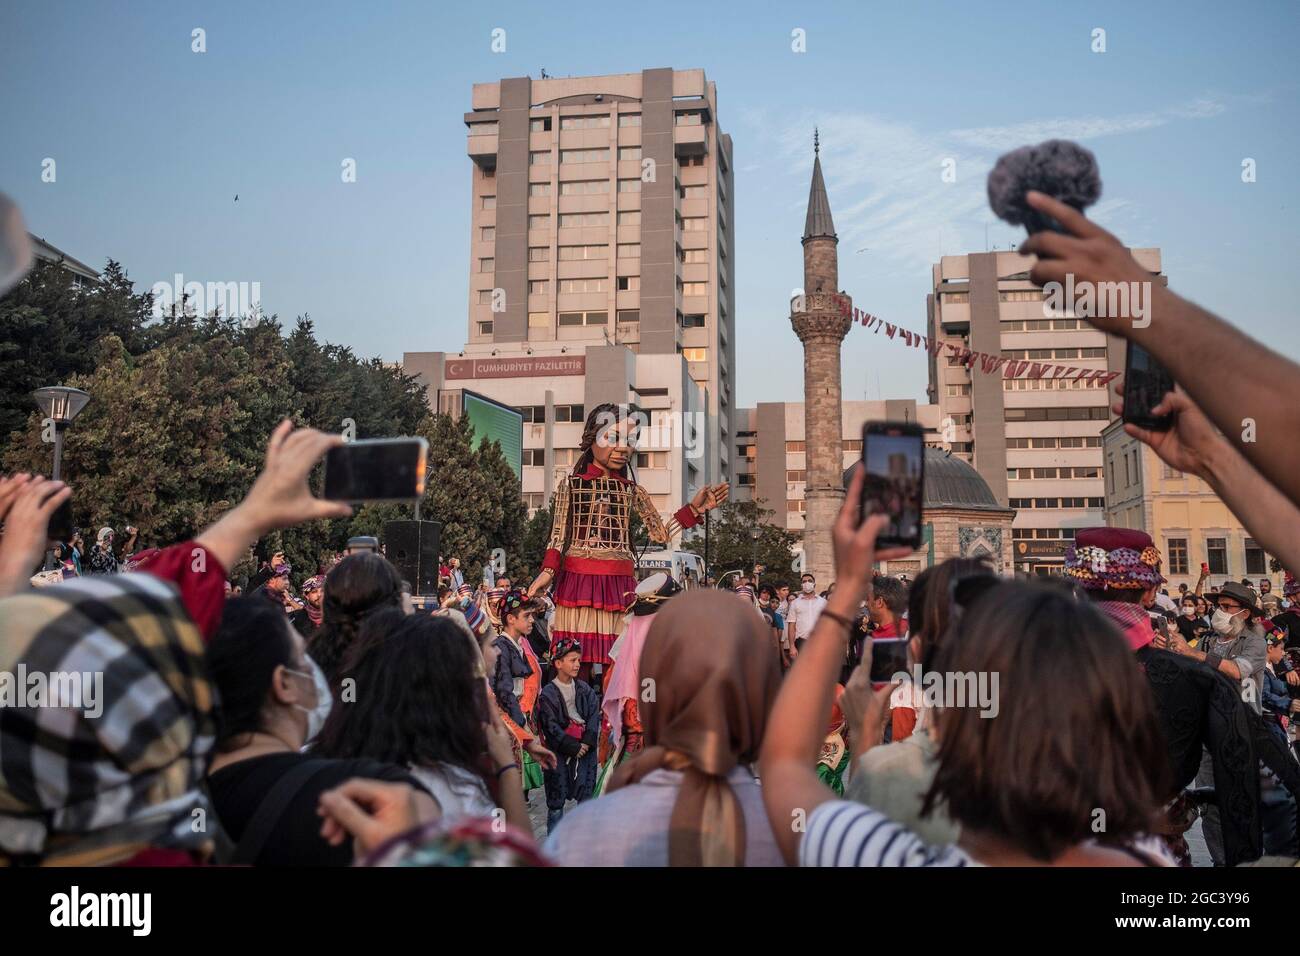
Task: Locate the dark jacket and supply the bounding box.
[536,678,600,758]
[1136,644,1264,865]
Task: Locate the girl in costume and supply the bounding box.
[527,403,728,682]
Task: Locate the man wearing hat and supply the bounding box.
[1066,527,1267,865]
[290,575,324,638]
[1160,581,1267,714]
[251,561,296,612]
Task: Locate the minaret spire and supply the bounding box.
[803,133,837,243]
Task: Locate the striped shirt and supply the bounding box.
[801,800,974,867]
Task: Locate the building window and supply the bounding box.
[1244,537,1266,575]
[476,320,493,335]
[786,499,806,514]
[635,451,668,469]
[617,309,640,324]
[528,247,550,262]
[528,214,550,230]
[674,112,703,126]
[682,282,707,296]
[479,257,494,273]
[529,117,552,132]
[618,179,641,193]
[618,113,641,127]
[554,404,585,422]
[786,469,807,482]
[529,150,552,166]
[527,312,550,327]
[617,211,641,226]
[557,311,606,327]
[1167,538,1188,575]
[517,405,546,423]
[681,185,708,199]
[785,441,805,453]
[558,212,608,228]
[529,182,552,197]
[481,195,496,209]
[617,243,641,260]
[681,217,708,232]
[528,280,549,295]
[560,180,609,195]
[683,348,707,363]
[558,244,607,261]
[945,384,972,397]
[522,449,546,467]
[618,147,642,161]
[1206,538,1228,575]
[480,227,495,242]
[682,249,707,264]
[558,278,606,294]
[738,473,755,486]
[561,148,610,164]
[560,115,610,130]
[617,276,640,291]
[682,313,706,328]
[476,289,494,305]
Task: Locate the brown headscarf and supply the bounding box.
[607,590,781,866]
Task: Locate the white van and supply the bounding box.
[636,550,705,590]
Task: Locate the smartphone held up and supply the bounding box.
[323,437,428,502]
[859,421,924,550]
[1122,342,1176,432]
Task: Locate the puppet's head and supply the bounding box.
[577,402,642,476]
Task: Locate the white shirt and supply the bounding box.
[409,763,496,823]
[787,594,827,642]
[555,677,583,726]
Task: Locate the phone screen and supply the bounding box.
[861,423,924,549]
[869,637,910,684]
[1122,342,1175,431]
[323,438,428,502]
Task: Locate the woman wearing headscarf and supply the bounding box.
[0,574,218,866]
[543,589,785,866]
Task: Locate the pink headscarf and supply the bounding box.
[602,613,654,748]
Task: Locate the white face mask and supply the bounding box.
[285,656,333,743]
[1182,606,1196,618]
[801,582,815,594]
[1211,607,1243,638]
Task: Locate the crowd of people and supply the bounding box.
[2,190,1300,868]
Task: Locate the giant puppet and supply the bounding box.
[527,403,727,676]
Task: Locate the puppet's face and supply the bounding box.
[592,416,638,472]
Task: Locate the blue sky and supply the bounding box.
[3,0,1297,406]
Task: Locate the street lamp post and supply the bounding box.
[32,386,91,482]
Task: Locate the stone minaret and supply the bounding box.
[791,131,852,585]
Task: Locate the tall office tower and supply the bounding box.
[927,248,1164,573]
[462,68,736,491]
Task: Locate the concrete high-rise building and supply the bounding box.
[462,68,735,486]
[928,248,1165,574]
[405,68,735,524]
[790,134,852,584]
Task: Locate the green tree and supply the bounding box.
[0,258,153,446]
[682,497,801,586]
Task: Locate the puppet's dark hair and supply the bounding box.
[572,402,646,478]
[987,139,1101,234]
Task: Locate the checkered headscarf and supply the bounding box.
[0,575,217,864]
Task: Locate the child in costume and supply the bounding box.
[490,589,556,793]
[527,403,727,682]
[536,638,600,832]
